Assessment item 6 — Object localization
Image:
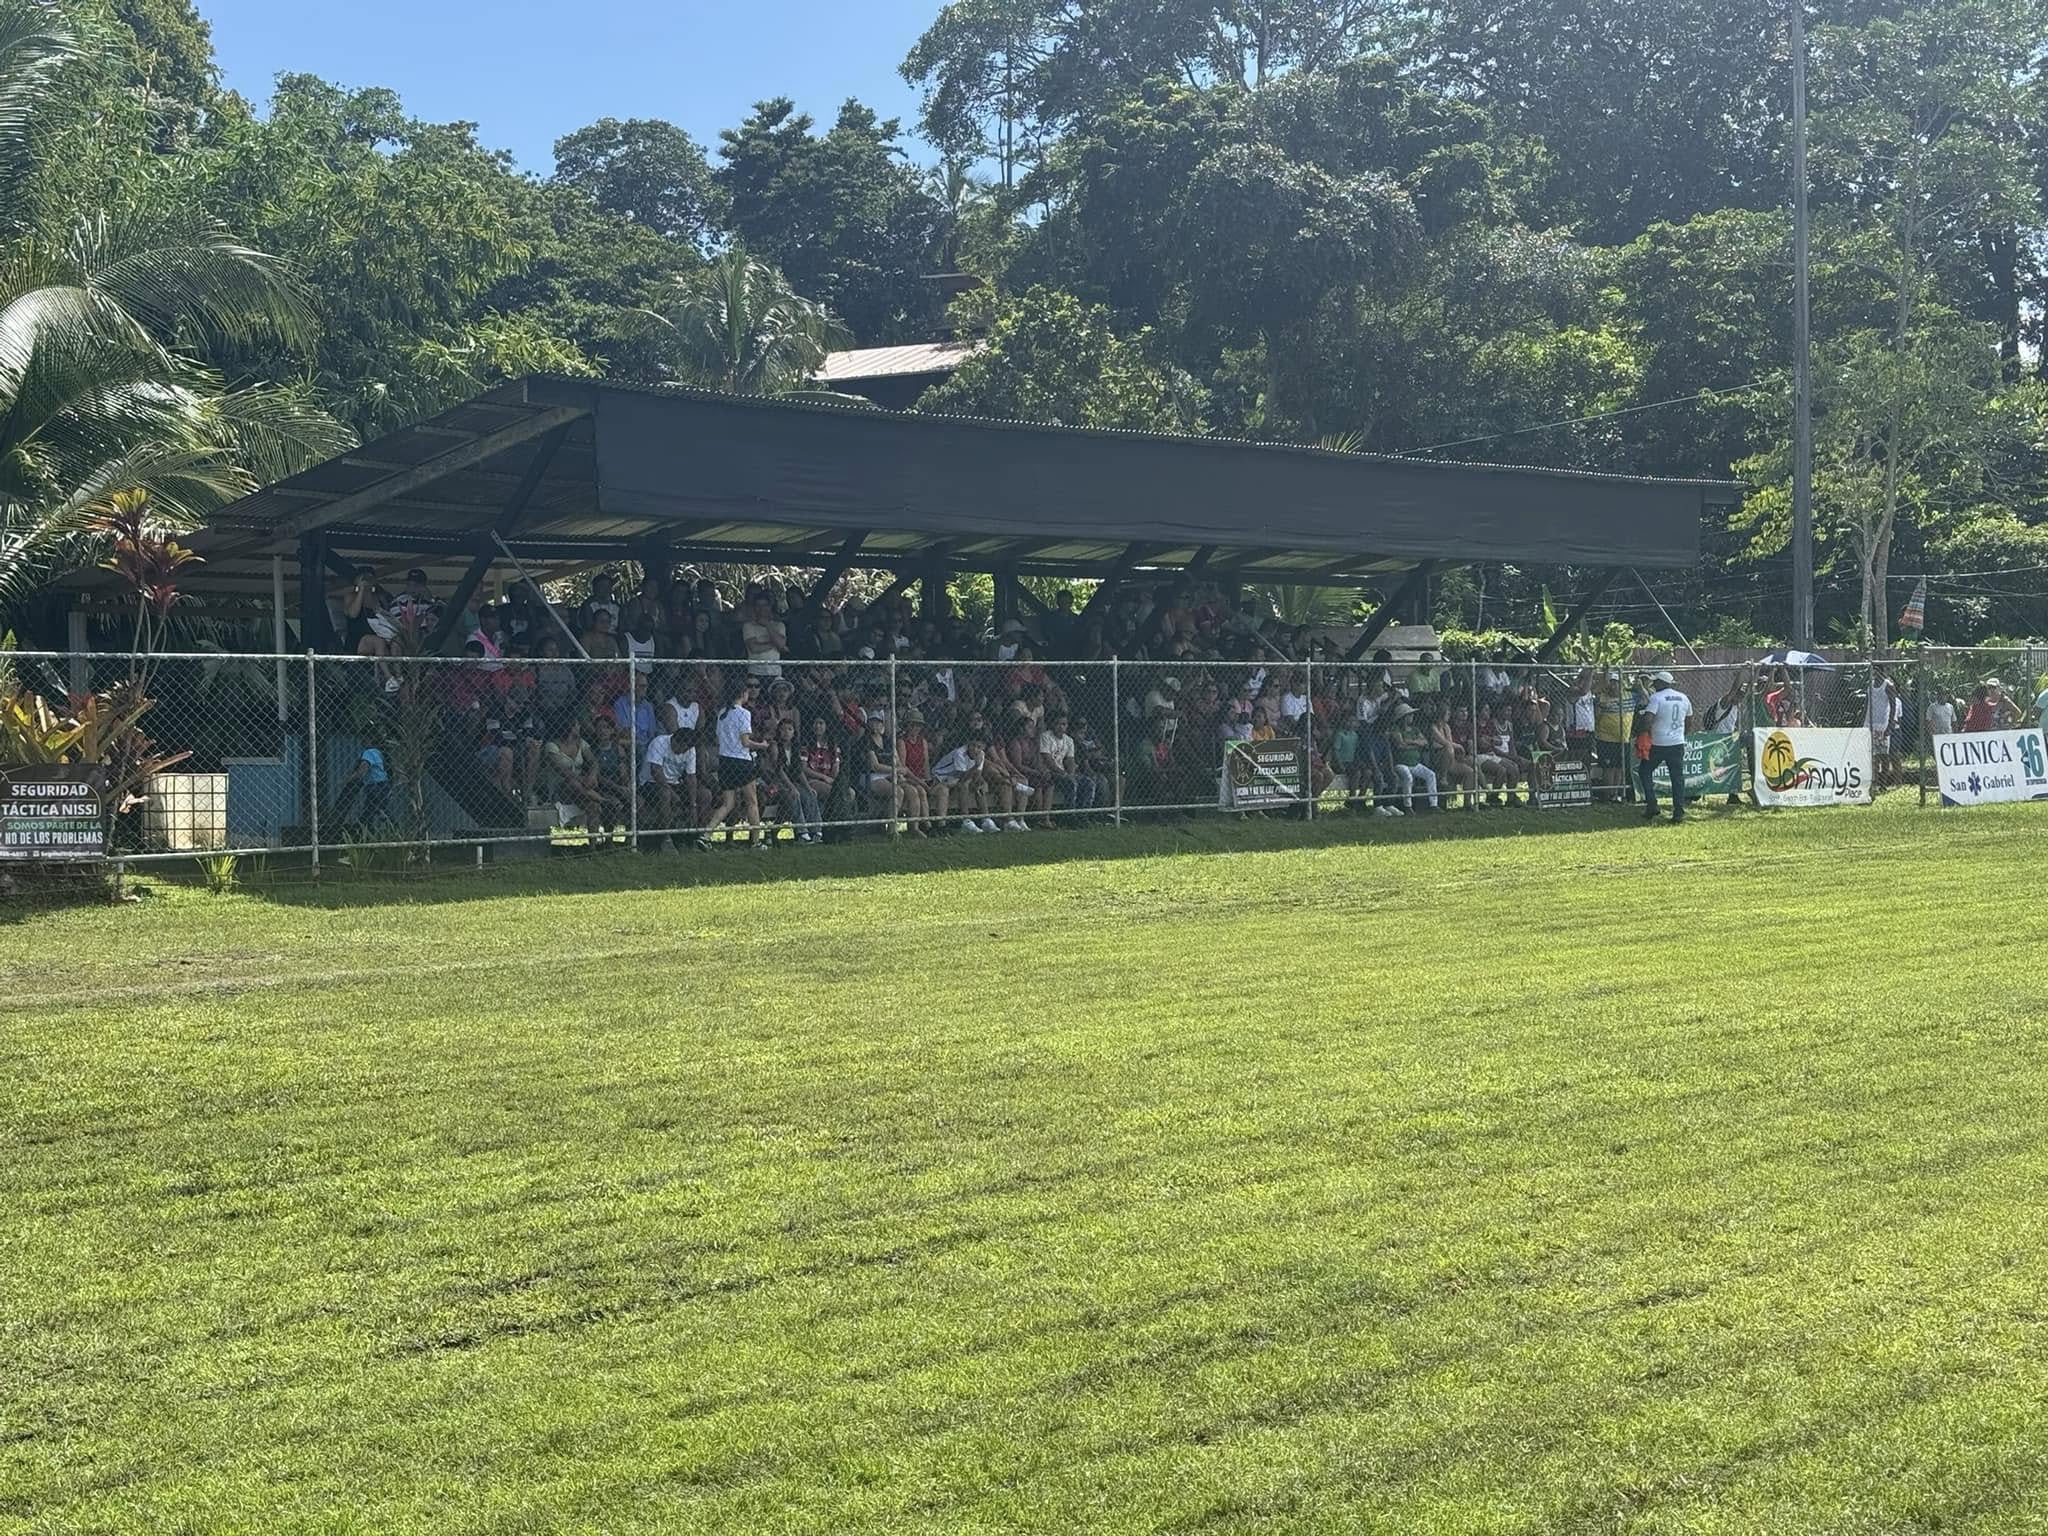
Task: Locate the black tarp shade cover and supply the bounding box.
[81,376,1734,607]
[583,382,1716,570]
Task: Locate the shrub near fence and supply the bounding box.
[3,649,2043,875]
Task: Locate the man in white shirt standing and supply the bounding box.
[1866,668,1901,787]
[1924,689,1958,745]
[741,594,786,681]
[1637,669,1694,824]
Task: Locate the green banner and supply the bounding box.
[1642,732,1744,797]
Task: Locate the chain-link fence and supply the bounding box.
[4,649,2044,874]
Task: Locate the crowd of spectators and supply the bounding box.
[326,566,2043,841]
[325,565,1581,841]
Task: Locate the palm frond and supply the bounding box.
[661,248,850,395]
[72,211,320,354]
[195,383,356,485]
[0,0,76,204]
[0,350,196,493]
[0,440,243,610]
[0,273,161,410]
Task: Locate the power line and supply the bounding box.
[1887,561,2048,582]
[1408,379,1780,455]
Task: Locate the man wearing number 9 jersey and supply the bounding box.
[1637,670,1694,824]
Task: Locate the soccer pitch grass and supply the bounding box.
[5,805,2048,1535]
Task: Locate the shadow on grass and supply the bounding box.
[130,802,1695,913]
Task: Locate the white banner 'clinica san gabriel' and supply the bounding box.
[1934,730,2048,807]
[1753,727,1874,808]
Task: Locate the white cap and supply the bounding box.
[1652,669,1674,687]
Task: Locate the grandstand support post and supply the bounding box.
[628,659,639,850]
[1303,655,1315,822]
[306,652,321,877]
[1467,659,1480,812]
[1112,658,1123,827]
[272,556,289,725]
[1532,570,1620,662]
[1917,652,1929,808]
[297,534,335,653]
[1347,561,1438,661]
[888,655,900,839]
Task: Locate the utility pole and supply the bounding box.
[1001,47,1015,191]
[1790,0,1815,648]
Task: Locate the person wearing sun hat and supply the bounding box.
[1388,701,1438,812]
[1983,677,2018,729]
[1636,668,1693,823]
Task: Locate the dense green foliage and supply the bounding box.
[0,2,350,611]
[16,0,2048,644]
[896,0,2048,644]
[920,284,1203,430]
[9,807,2048,1530]
[646,248,851,396]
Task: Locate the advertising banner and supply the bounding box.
[1634,732,1744,800]
[1225,738,1307,810]
[1753,728,1873,808]
[1933,730,2048,807]
[1683,732,1744,798]
[0,765,107,859]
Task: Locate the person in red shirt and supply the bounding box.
[1963,684,2000,732]
[899,709,948,833]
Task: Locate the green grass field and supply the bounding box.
[6,804,2048,1535]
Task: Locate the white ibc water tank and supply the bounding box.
[143,772,228,852]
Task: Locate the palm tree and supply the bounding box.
[0,0,353,614]
[929,155,992,272]
[647,248,852,396]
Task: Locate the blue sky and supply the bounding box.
[199,0,941,172]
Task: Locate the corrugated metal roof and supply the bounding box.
[814,341,979,383]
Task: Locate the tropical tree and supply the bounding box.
[552,116,723,248]
[644,248,851,395]
[0,0,351,614]
[918,284,1205,431]
[194,78,577,435]
[716,98,946,344]
[929,153,994,270]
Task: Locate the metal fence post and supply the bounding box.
[888,653,900,839]
[305,651,321,876]
[1466,659,1479,811]
[1917,651,1930,808]
[1302,654,1315,822]
[628,656,640,850]
[1111,657,1123,826]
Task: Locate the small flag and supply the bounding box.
[1898,576,1926,635]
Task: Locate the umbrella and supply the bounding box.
[1760,648,1830,668]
